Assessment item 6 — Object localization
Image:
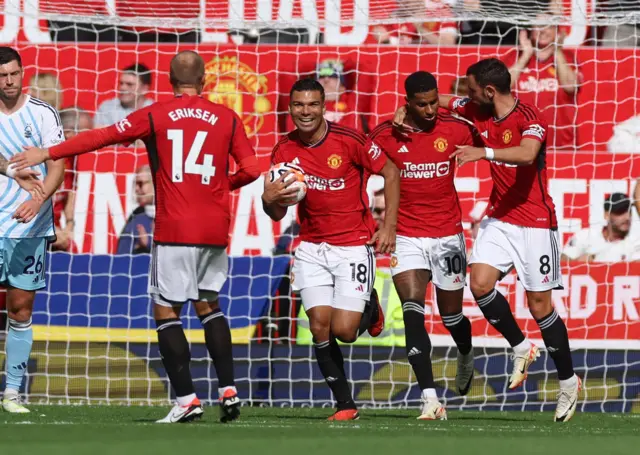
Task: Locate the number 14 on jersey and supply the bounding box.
[168,129,216,184]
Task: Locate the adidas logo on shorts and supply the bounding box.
[453,276,462,284]
[355,284,364,292]
[542,275,550,284]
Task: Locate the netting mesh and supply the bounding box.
[0,0,638,412]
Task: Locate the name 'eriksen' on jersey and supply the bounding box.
[168,108,219,125]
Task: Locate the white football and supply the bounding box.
[268,162,307,206]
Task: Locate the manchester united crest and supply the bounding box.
[434,137,448,152]
[390,256,398,268]
[204,56,271,137]
[502,129,513,144]
[327,154,343,169]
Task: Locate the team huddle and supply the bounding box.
[2,46,581,423]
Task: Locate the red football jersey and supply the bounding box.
[370,115,476,238]
[105,95,254,246]
[449,97,558,229]
[502,50,581,149]
[272,121,387,246]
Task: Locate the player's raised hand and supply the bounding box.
[450,145,486,167]
[12,198,43,223]
[368,223,396,255]
[14,168,45,201]
[392,105,412,137]
[262,170,300,206]
[10,146,50,171]
[519,30,534,56]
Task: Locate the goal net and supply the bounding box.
[1,0,639,412]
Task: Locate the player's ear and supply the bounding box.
[485,85,495,100]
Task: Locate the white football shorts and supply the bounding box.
[291,241,375,313]
[469,217,562,292]
[149,244,228,306]
[390,233,467,291]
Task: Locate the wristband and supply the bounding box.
[485,147,495,161]
[5,164,17,179]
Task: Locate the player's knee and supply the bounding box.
[469,276,495,299]
[7,305,31,322]
[6,296,33,322]
[309,320,331,342]
[334,328,358,344]
[526,292,553,319]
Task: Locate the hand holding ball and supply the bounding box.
[268,162,307,206]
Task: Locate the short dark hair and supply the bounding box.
[290,78,324,102]
[466,58,511,94]
[0,47,22,67]
[405,71,438,98]
[123,63,152,86]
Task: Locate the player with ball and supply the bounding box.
[262,78,400,421]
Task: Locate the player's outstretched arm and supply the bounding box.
[451,138,542,167]
[10,125,130,171]
[368,159,399,254]
[261,170,299,222]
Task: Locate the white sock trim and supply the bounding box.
[176,393,197,407]
[513,339,532,356]
[421,388,438,400]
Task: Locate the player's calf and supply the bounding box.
[402,300,439,405]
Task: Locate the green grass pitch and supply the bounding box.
[2,406,639,455]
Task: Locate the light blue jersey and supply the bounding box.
[0,95,63,239]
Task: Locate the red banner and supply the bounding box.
[431,262,640,349]
[16,44,640,154]
[13,44,637,255]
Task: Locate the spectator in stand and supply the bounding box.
[598,1,640,48]
[370,0,458,45]
[94,63,154,127]
[561,193,640,262]
[52,108,93,251]
[450,76,469,97]
[372,188,386,230]
[505,13,582,150]
[117,165,154,255]
[315,59,370,132]
[607,114,640,154]
[28,73,62,109]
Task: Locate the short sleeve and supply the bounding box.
[42,108,64,149]
[229,114,255,163]
[520,115,548,143]
[448,97,474,120]
[353,138,387,174]
[110,106,153,144]
[562,231,587,260]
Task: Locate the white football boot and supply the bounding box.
[554,375,582,422]
[508,345,540,389]
[156,397,203,423]
[417,399,447,420]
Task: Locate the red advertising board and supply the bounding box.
[11,43,637,347]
